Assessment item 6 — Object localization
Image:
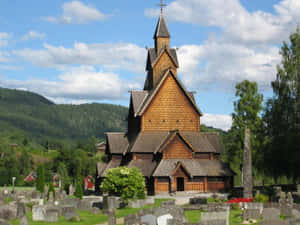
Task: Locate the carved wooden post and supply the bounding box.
[243,128,253,198]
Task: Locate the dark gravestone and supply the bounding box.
[243,128,253,198]
[243,208,260,220]
[16,202,26,218]
[60,205,75,217]
[189,197,207,205]
[262,208,280,220]
[103,196,117,214]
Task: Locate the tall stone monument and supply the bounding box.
[243,128,253,198]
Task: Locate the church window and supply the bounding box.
[157,177,169,183]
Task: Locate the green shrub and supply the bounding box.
[231,203,240,210]
[207,197,222,203]
[100,166,146,203]
[254,193,269,203]
[36,164,45,193]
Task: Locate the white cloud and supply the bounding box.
[0,32,12,47]
[177,41,280,90]
[201,113,232,131]
[145,0,299,46]
[22,31,46,41]
[14,42,146,74]
[0,66,140,102]
[44,1,108,24]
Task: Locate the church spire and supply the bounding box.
[153,1,170,54]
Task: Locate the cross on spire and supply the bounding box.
[157,0,167,15]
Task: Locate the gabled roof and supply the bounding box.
[154,14,170,38]
[97,158,122,177]
[146,48,178,70]
[128,131,222,154]
[127,159,158,177]
[137,69,203,116]
[129,131,169,153]
[130,91,148,116]
[152,159,233,177]
[181,132,217,153]
[106,132,129,154]
[157,131,195,153]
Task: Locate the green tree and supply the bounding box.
[36,164,45,193]
[263,28,300,182]
[74,179,83,199]
[100,167,145,203]
[19,149,33,176]
[57,162,70,191]
[224,80,263,185]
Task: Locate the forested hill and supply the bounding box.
[0,87,128,145]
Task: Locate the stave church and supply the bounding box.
[96,9,234,195]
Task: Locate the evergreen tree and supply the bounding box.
[36,164,45,193]
[19,149,33,176]
[263,28,300,181]
[224,80,263,185]
[74,179,83,199]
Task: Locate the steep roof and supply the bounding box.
[127,159,158,177]
[106,132,129,154]
[128,131,222,154]
[147,48,179,70]
[138,69,202,116]
[129,131,169,153]
[130,91,148,115]
[97,158,122,177]
[154,14,170,38]
[152,159,233,177]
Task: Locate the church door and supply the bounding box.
[177,177,184,191]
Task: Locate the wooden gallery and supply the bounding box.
[97,13,234,195]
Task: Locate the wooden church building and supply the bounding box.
[97,12,233,194]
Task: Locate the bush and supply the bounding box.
[254,193,269,203]
[207,197,222,203]
[36,164,45,193]
[100,166,145,203]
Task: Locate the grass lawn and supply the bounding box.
[9,199,171,225]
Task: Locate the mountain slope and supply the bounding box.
[0,87,128,144]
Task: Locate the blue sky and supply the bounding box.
[0,0,299,130]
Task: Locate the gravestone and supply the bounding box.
[157,214,173,225]
[161,200,175,207]
[68,185,74,196]
[32,205,45,221]
[0,219,11,225]
[90,207,99,214]
[60,205,75,217]
[103,196,118,214]
[16,202,26,218]
[129,199,147,208]
[200,220,227,225]
[3,186,8,196]
[108,208,116,225]
[201,211,229,225]
[262,208,280,220]
[0,205,17,220]
[260,219,289,225]
[45,208,59,222]
[243,128,253,198]
[243,208,260,220]
[20,216,28,225]
[279,192,294,217]
[124,214,140,225]
[141,214,157,225]
[244,202,263,214]
[31,191,39,199]
[292,209,300,219]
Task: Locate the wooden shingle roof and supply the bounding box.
[152,159,233,177]
[138,69,203,116]
[130,91,148,115]
[154,14,170,38]
[128,131,222,154]
[106,132,129,154]
[97,159,122,177]
[127,159,158,177]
